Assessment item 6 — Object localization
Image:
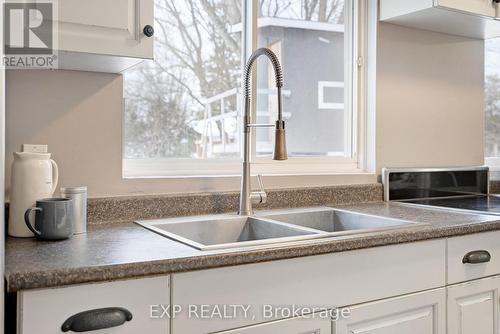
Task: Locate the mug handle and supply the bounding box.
[50,159,59,195]
[24,207,42,237]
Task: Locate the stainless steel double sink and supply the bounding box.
[136,207,428,251]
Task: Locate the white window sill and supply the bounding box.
[120,159,377,195]
[123,158,368,178]
[120,173,378,196]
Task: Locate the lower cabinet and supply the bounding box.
[334,288,446,334]
[18,276,170,334]
[217,316,331,334]
[172,239,446,334]
[447,275,500,334]
[212,289,447,334]
[216,288,447,334]
[17,235,500,334]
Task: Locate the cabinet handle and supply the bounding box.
[143,25,154,37]
[61,307,132,332]
[462,250,491,264]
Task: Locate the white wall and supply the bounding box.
[5,70,125,197]
[5,23,486,197]
[376,23,484,170]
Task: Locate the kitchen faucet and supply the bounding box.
[239,48,287,216]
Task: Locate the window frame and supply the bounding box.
[484,38,500,173]
[485,157,500,172]
[123,0,372,178]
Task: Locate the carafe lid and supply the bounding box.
[60,186,87,194]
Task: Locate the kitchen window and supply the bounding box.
[123,0,370,177]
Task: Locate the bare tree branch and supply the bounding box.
[199,0,240,53]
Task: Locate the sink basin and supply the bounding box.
[136,215,322,250]
[257,207,426,234]
[137,207,428,251]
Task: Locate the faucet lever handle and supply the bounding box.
[250,174,268,205]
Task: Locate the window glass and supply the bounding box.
[124,0,242,160]
[255,1,348,157]
[485,38,500,158]
[123,0,358,177]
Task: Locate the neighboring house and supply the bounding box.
[199,17,346,158]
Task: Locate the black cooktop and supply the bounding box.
[404,195,500,214]
[383,167,500,214]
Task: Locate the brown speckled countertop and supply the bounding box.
[6,200,500,292]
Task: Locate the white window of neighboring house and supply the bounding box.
[123,0,370,177]
[485,37,500,172]
[318,81,345,110]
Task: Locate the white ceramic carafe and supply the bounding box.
[8,152,59,237]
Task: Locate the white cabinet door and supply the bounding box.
[335,289,446,334]
[19,276,170,334]
[217,316,331,334]
[53,0,153,59]
[436,0,496,17]
[448,275,500,334]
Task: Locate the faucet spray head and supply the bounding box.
[273,120,287,160]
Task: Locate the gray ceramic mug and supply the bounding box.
[24,198,73,240]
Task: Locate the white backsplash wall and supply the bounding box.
[376,23,484,170]
[5,70,124,198]
[5,22,485,197]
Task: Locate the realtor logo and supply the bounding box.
[3,1,57,68]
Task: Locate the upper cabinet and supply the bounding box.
[380,0,500,39]
[436,0,497,17]
[54,0,154,72]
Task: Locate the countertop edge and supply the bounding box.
[6,221,500,292]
